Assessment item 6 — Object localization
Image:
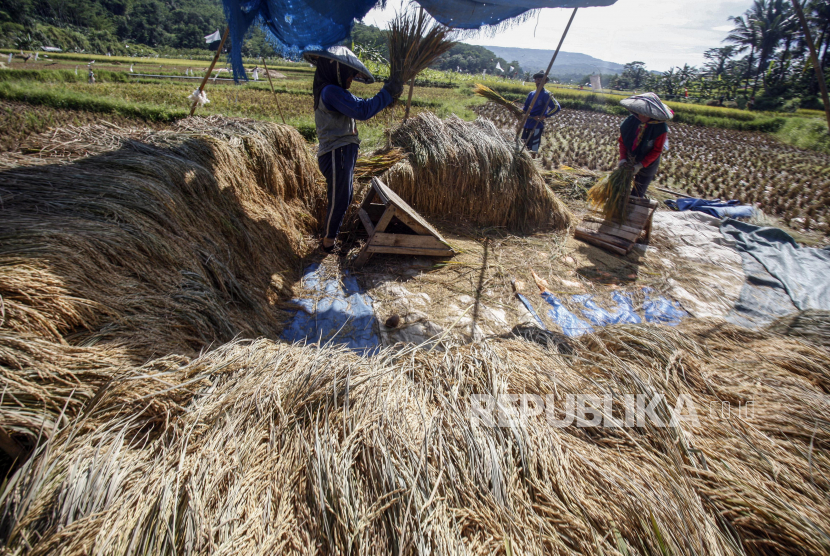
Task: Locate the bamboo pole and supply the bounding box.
[262,58,287,124]
[190,27,229,117]
[791,0,830,132]
[516,8,578,149]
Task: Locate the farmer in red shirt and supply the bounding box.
[617,92,673,198]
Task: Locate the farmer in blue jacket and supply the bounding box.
[521,71,561,154]
[304,47,403,253]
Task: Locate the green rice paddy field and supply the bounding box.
[2,49,829,234]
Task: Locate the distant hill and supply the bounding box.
[483,46,624,77]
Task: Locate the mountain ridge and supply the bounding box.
[481,46,625,77]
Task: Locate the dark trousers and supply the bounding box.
[318,143,359,240]
[632,156,661,198]
[521,126,544,152]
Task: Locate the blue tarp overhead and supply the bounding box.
[222,0,619,80]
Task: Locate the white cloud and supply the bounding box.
[362,0,754,72]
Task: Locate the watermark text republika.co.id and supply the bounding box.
[469,393,754,428]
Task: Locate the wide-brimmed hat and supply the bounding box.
[620,92,674,121]
[302,46,375,84]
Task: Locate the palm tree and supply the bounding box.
[725,13,758,94]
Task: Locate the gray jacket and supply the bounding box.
[315,102,359,156]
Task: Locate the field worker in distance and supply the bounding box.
[521,71,561,156]
[304,46,404,253]
[617,92,674,198]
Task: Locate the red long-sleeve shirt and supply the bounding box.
[619,129,667,168]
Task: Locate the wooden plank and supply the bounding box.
[575,227,634,251]
[371,178,447,241]
[391,210,432,236]
[574,230,630,256]
[358,208,374,236]
[359,187,378,210]
[371,233,455,252]
[354,244,372,266]
[366,244,455,256]
[577,221,640,243]
[364,203,386,223]
[629,196,659,208]
[374,206,397,234]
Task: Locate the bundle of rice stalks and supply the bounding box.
[387,8,456,87]
[3,321,830,555]
[472,84,524,120]
[0,117,324,450]
[383,112,572,233]
[354,146,406,181]
[587,161,637,221]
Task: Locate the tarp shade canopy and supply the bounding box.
[223,0,618,80]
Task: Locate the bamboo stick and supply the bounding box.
[262,58,287,124]
[190,27,229,117]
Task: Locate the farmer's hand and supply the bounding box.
[633,162,644,174]
[617,159,627,168]
[382,77,404,100]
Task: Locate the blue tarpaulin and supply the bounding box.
[536,289,685,337]
[665,198,755,219]
[222,0,619,80]
[281,264,380,355]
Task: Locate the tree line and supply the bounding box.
[590,1,829,111]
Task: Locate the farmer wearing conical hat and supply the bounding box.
[304,46,404,253]
[617,92,673,198]
[521,71,561,154]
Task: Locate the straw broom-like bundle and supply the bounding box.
[472,83,524,120]
[3,321,830,555]
[382,112,572,233]
[586,162,637,222]
[387,9,456,88]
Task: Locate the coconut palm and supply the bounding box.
[725,12,758,93]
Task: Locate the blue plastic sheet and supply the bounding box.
[222,0,620,80]
[573,292,642,326]
[517,292,547,329]
[541,292,594,337]
[665,198,755,219]
[642,288,687,326]
[281,264,380,355]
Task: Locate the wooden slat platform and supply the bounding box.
[353,178,456,266]
[574,197,658,255]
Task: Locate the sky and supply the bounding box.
[361,0,756,72]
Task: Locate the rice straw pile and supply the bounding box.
[587,162,637,222]
[382,112,572,233]
[387,8,456,87]
[0,117,324,450]
[2,321,829,554]
[472,83,524,120]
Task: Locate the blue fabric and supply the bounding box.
[573,292,642,326]
[322,85,392,121]
[666,198,755,219]
[517,293,547,329]
[642,288,687,326]
[223,0,619,80]
[541,292,594,337]
[522,89,560,130]
[281,263,380,355]
[318,143,359,239]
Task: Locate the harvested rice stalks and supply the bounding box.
[587,162,637,222]
[387,8,455,87]
[354,147,406,181]
[383,112,572,233]
[472,83,524,120]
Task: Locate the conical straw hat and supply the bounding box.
[620,92,674,121]
[302,46,375,84]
